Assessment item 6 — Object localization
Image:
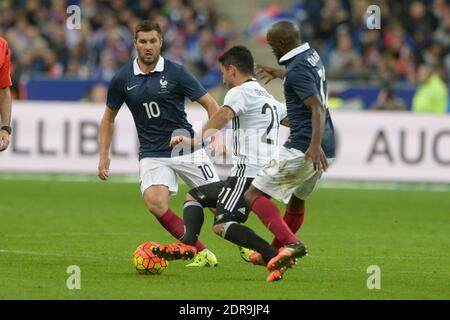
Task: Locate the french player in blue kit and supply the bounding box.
[98,21,226,267]
[244,21,336,279]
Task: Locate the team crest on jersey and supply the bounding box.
[160,76,168,88]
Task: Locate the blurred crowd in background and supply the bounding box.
[290,0,450,112]
[299,0,450,83]
[0,0,449,112]
[0,0,236,99]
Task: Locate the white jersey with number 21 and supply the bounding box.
[223,79,287,178]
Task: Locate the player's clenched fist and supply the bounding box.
[169,135,192,148]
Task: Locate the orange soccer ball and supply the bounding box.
[132,242,168,275]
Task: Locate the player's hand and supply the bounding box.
[209,133,227,156]
[255,63,285,84]
[0,130,10,152]
[98,155,110,180]
[169,135,192,148]
[305,144,328,172]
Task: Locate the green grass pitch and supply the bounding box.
[0,178,449,300]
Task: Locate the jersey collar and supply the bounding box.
[133,56,165,75]
[279,43,310,64]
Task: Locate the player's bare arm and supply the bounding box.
[170,105,234,148]
[304,94,328,172]
[98,106,119,180]
[255,63,285,84]
[0,86,12,152]
[196,93,227,155]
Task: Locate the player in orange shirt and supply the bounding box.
[0,36,12,152]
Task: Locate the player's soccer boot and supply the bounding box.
[267,242,308,272]
[238,246,265,266]
[186,248,218,267]
[266,266,288,282]
[145,241,160,252]
[152,242,197,261]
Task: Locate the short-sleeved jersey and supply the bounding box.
[107,56,207,159]
[0,37,12,89]
[223,79,287,177]
[280,43,335,158]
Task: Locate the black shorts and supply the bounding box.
[189,177,254,224]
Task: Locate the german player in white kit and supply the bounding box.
[154,46,296,281]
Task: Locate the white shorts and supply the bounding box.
[139,149,220,195]
[252,147,334,204]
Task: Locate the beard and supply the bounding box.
[139,51,158,65]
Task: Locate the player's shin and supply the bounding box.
[157,209,185,240]
[182,200,204,246]
[221,221,278,263]
[272,208,305,249]
[250,196,299,245]
[156,208,206,252]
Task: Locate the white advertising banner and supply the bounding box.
[0,102,140,173]
[0,102,449,183]
[327,111,450,182]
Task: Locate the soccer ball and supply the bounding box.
[133,241,168,275]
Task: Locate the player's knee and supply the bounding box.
[144,196,168,217]
[184,193,195,202]
[143,187,169,217]
[244,188,256,207]
[186,189,208,207]
[288,195,305,211]
[212,224,223,236]
[244,186,266,207]
[147,202,167,217]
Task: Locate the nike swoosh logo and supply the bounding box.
[127,84,138,91]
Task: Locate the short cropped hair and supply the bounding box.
[134,20,162,39]
[218,46,254,75]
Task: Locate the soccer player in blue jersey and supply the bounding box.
[244,21,336,279]
[98,21,226,267]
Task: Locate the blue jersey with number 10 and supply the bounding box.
[106,57,206,159]
[281,43,335,158]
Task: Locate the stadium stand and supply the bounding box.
[0,0,449,111]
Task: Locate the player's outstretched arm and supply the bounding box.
[197,105,234,146]
[255,63,285,84]
[0,87,12,152]
[170,106,235,147]
[304,94,328,172]
[170,106,234,150]
[98,106,119,180]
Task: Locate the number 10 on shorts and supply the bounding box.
[198,164,214,181]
